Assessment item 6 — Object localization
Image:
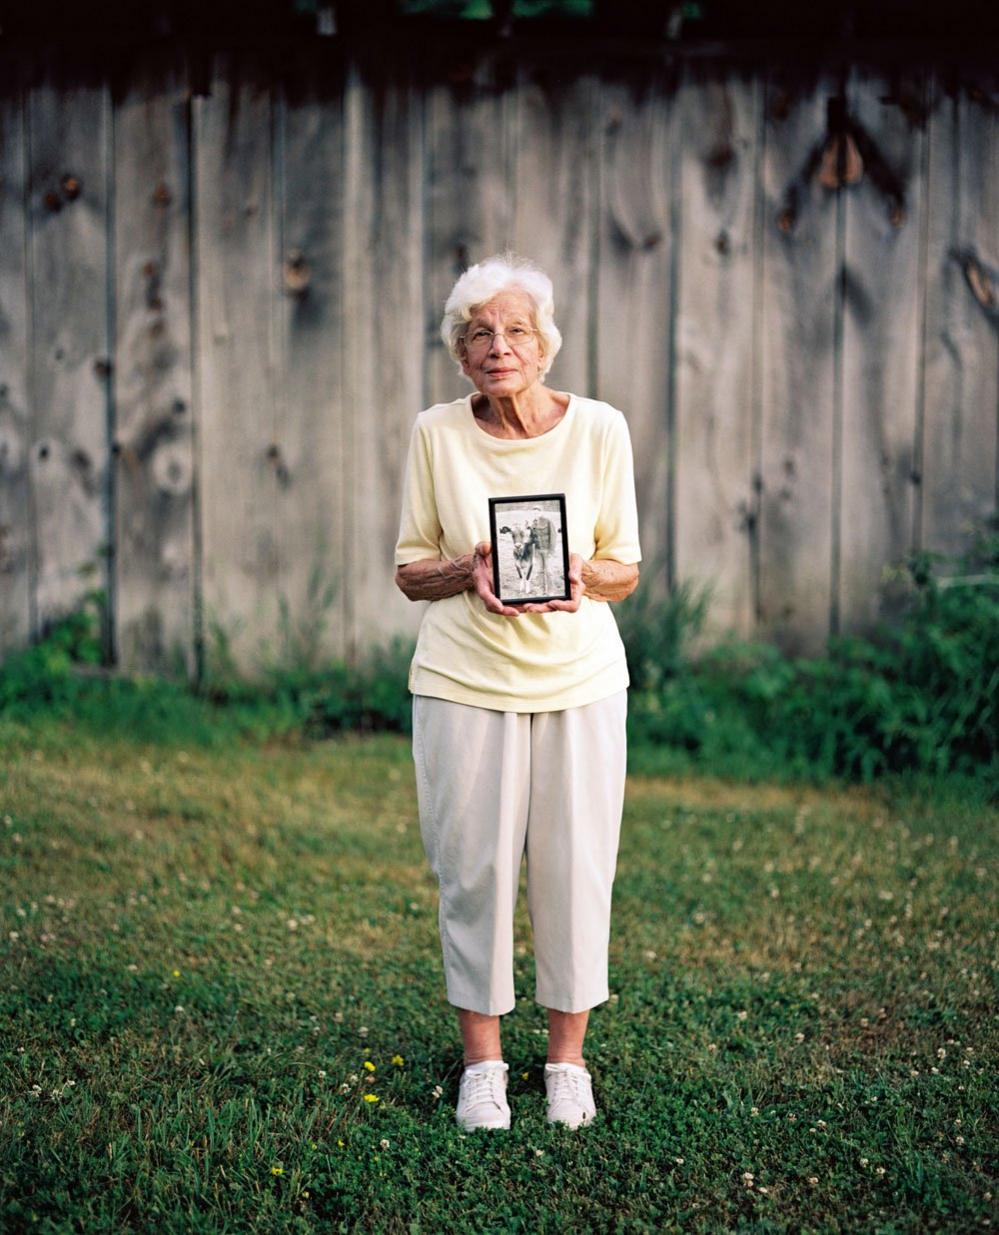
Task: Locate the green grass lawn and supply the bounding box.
[1,715,996,1233]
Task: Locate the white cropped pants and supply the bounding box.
[411,689,628,1016]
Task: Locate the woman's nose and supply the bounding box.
[488,330,513,354]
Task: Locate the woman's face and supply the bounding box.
[458,290,546,399]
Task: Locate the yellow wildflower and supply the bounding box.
[363,1093,379,1103]
[172,969,181,978]
[392,1055,404,1066]
[364,1061,376,1072]
[271,1166,284,1176]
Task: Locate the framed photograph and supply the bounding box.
[488,493,570,606]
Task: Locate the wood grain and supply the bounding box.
[113,46,195,676]
[0,73,31,655]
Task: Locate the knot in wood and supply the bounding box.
[706,142,734,171]
[60,174,81,200]
[818,132,863,189]
[283,249,311,296]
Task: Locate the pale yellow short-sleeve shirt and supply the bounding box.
[394,392,642,712]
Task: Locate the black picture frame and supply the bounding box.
[488,493,571,606]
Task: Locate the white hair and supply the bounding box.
[440,251,563,380]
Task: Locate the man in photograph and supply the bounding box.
[530,513,556,594]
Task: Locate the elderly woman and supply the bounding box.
[394,253,641,1132]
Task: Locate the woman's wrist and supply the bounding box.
[580,558,639,602]
[448,553,476,592]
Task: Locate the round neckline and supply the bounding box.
[464,391,576,447]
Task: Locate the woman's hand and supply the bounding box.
[521,553,584,614]
[471,542,524,618]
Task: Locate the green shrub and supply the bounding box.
[622,518,999,789]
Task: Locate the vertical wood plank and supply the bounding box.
[758,67,840,655]
[194,52,278,679]
[674,62,761,646]
[511,64,598,398]
[343,58,427,654]
[594,63,679,599]
[919,66,999,563]
[0,73,32,655]
[423,55,516,408]
[113,46,195,677]
[839,65,927,634]
[275,49,350,663]
[27,56,111,642]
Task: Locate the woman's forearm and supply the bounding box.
[396,553,638,605]
[395,555,475,601]
[580,559,639,602]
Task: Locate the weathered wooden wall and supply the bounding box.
[0,45,996,678]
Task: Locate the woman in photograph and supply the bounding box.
[394,252,642,1132]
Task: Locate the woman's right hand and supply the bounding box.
[471,542,523,618]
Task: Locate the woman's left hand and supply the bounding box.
[521,553,584,614]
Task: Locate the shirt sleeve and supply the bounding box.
[394,417,443,565]
[592,411,642,565]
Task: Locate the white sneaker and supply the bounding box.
[455,1060,511,1131]
[544,1061,596,1128]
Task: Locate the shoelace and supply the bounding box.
[462,1068,507,1112]
[546,1067,590,1107]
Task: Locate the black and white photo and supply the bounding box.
[489,494,570,605]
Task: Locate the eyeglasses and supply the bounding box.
[461,323,537,353]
